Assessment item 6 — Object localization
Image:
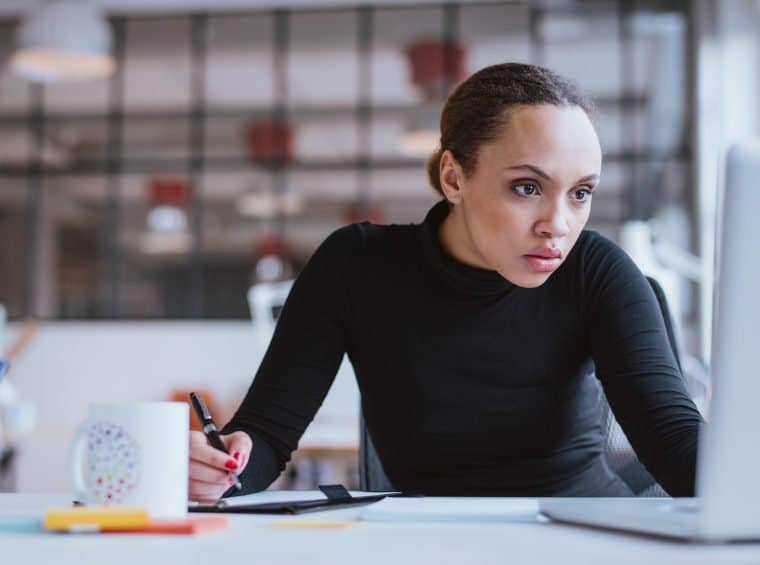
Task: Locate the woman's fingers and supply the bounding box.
[188,430,252,502]
[222,431,253,473]
[190,431,240,472]
[189,430,236,502]
[189,477,235,502]
[189,459,230,484]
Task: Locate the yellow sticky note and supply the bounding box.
[44,507,150,532]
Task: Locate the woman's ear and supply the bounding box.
[439,150,464,205]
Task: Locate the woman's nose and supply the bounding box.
[535,202,570,239]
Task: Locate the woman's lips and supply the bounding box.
[522,254,561,272]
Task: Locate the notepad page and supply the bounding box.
[359,497,539,522]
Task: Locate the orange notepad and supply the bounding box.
[110,516,228,535]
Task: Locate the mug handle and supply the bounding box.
[68,420,90,503]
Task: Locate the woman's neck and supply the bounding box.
[438,205,493,271]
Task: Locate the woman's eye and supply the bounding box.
[513,183,538,197]
[572,188,593,202]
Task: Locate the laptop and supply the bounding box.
[540,141,760,542]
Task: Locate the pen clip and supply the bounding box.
[189,391,212,424]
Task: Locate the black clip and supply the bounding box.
[319,484,353,502]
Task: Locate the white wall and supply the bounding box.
[3,321,359,492]
[692,0,760,362]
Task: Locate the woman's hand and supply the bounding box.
[189,430,253,502]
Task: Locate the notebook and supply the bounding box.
[189,485,399,515]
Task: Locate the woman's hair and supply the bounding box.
[427,62,595,197]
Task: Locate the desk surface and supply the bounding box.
[2,494,760,565]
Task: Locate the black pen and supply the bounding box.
[189,391,242,491]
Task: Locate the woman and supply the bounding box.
[188,63,703,501]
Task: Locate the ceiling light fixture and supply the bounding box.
[252,235,294,283]
[400,40,467,158]
[141,176,192,255]
[10,1,116,83]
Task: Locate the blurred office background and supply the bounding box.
[0,0,757,492]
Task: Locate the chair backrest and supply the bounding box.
[0,304,7,357]
[247,280,294,329]
[359,412,394,492]
[358,276,683,495]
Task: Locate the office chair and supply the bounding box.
[359,276,682,496]
[247,280,294,330]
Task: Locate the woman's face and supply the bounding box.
[440,103,602,288]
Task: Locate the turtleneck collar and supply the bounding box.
[419,199,516,297]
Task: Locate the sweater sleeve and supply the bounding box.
[583,234,704,496]
[221,226,356,494]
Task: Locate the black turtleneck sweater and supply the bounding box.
[224,200,703,497]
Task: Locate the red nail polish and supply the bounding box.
[233,451,241,461]
[225,459,238,470]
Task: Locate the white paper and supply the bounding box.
[359,497,540,523]
[218,489,393,507]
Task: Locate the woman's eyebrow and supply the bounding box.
[507,164,551,180]
[576,173,600,184]
[507,164,599,184]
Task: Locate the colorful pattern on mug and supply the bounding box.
[87,421,142,505]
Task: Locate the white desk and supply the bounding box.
[2,494,760,565]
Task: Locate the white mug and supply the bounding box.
[69,402,189,518]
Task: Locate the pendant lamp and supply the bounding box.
[399,40,466,157]
[10,1,116,83]
[140,177,192,255]
[252,235,294,283]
